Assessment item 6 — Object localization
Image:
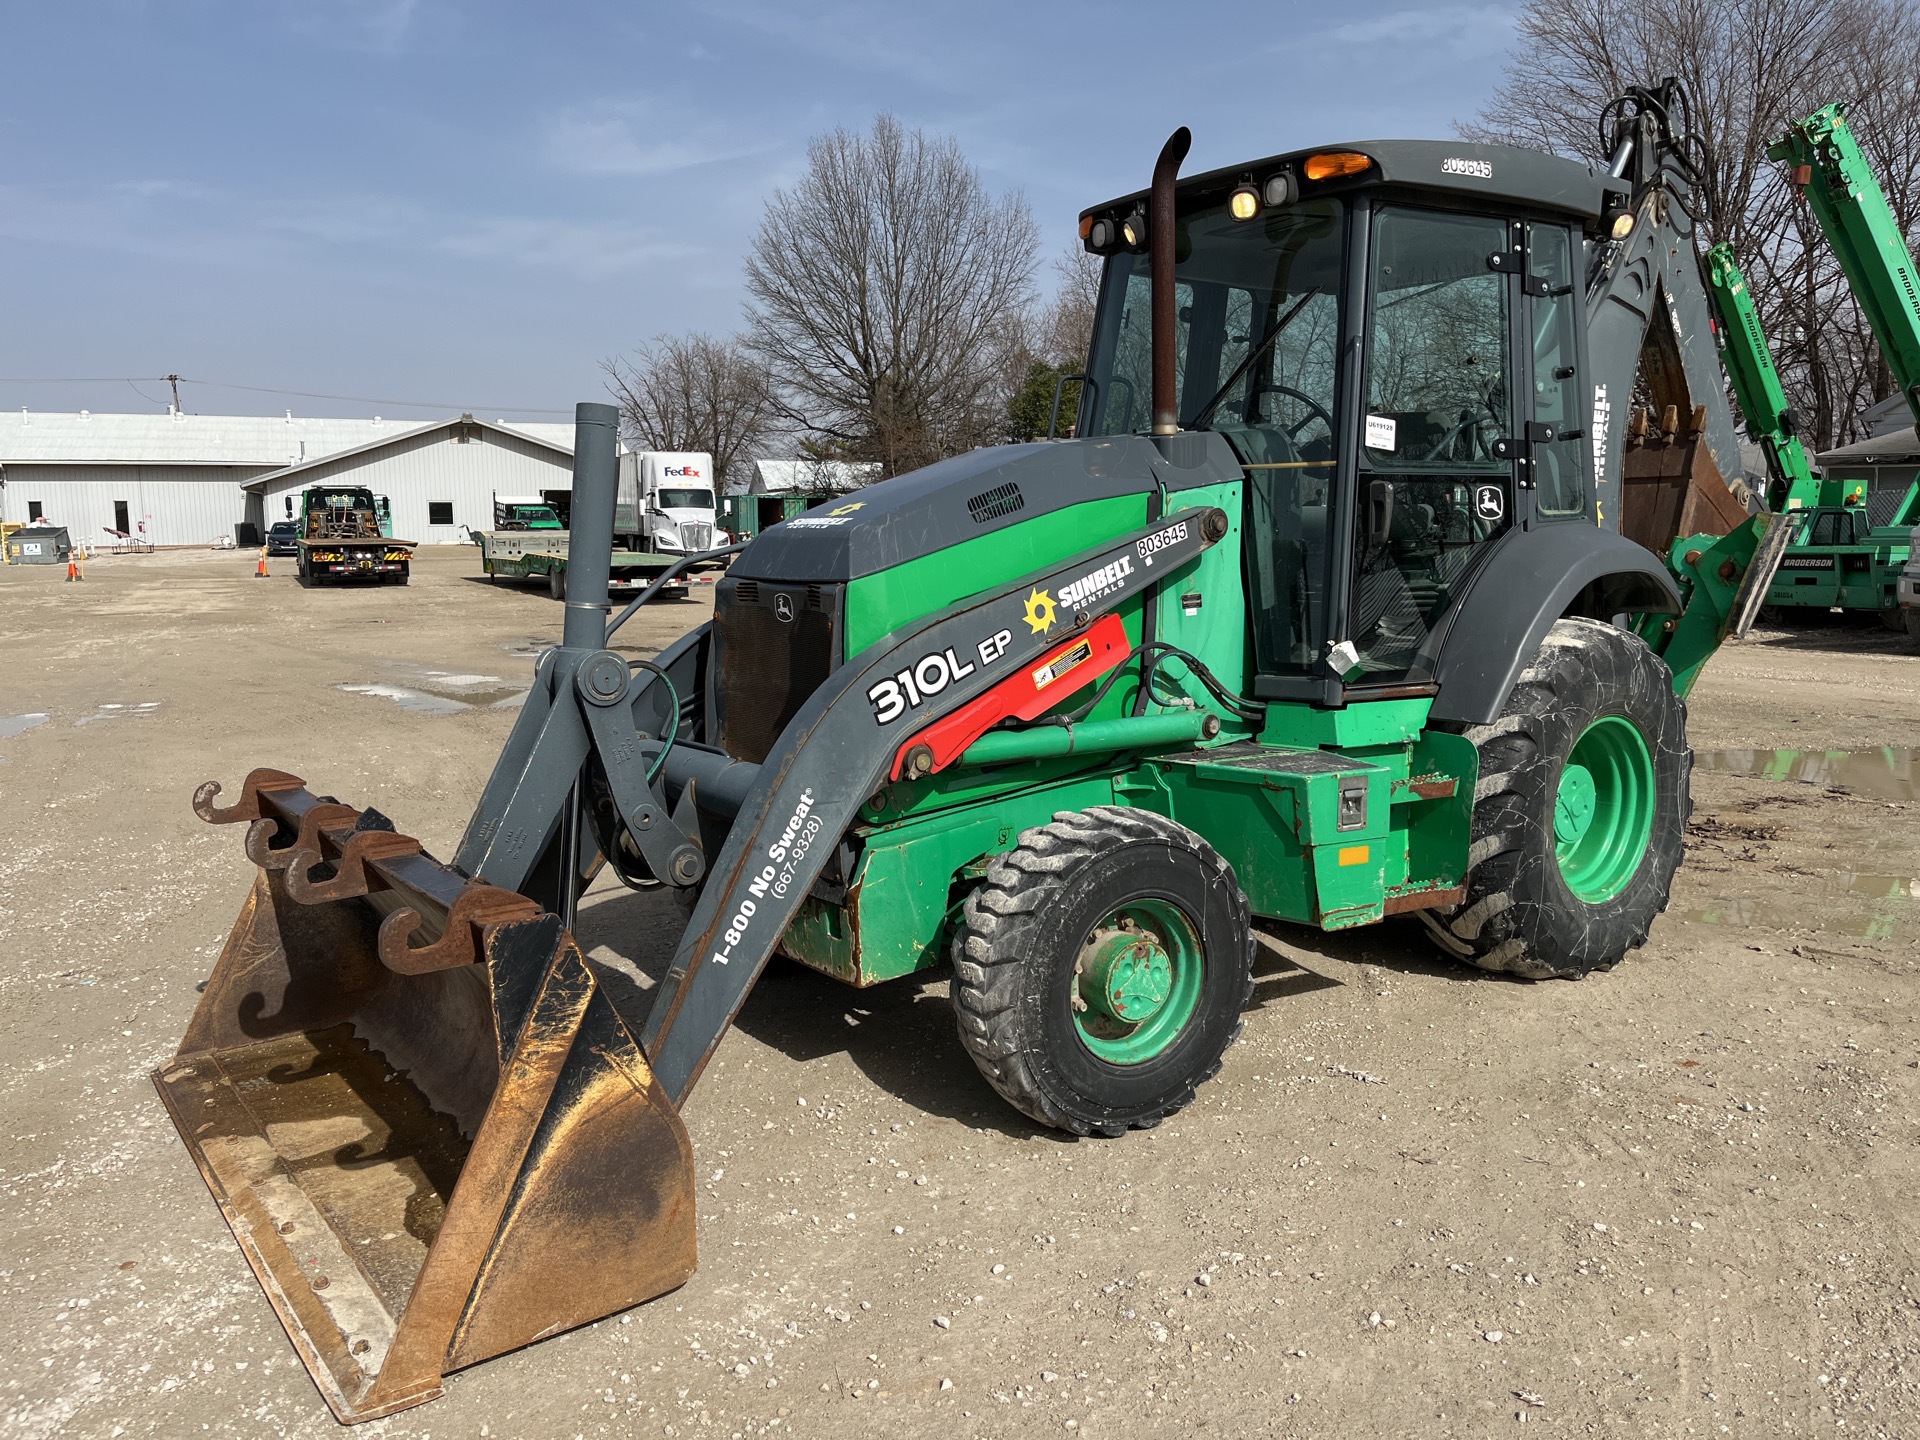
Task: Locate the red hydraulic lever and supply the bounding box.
[890,613,1132,781]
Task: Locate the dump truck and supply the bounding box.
[157,79,1790,1422]
[292,485,415,586]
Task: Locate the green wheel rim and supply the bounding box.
[1072,898,1203,1065]
[1554,715,1655,904]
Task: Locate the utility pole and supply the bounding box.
[167,374,182,414]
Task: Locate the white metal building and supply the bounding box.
[242,416,574,544]
[0,409,576,548]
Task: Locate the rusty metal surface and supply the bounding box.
[155,770,698,1423]
[1622,403,1751,554]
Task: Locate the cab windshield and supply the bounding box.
[1082,196,1344,465]
[658,488,714,510]
[1084,197,1346,676]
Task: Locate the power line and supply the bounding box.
[0,374,575,416]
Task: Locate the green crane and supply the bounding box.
[1747,103,1920,623]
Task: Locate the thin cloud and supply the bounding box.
[541,101,778,178]
[1324,5,1519,59]
[438,218,706,279]
[275,0,422,56]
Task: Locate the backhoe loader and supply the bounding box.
[155,79,1787,1421]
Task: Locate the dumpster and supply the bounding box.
[6,526,72,563]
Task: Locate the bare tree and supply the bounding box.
[602,332,774,495]
[1040,242,1103,369]
[742,114,1040,477]
[1466,0,1920,451]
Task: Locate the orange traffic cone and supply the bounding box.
[256,547,270,579]
[65,559,76,582]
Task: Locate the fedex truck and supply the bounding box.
[616,452,719,554]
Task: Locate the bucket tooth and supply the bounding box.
[194,767,308,825]
[158,785,697,1423]
[378,885,544,975]
[247,801,358,872]
[285,828,425,906]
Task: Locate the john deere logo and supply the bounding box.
[1022,587,1058,635]
[774,594,795,623]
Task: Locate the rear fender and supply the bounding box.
[1428,524,1681,725]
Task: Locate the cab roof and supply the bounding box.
[1084,138,1611,224]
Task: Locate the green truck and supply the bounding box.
[1729,104,1920,624]
[478,528,697,600]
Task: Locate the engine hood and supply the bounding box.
[728,433,1245,584]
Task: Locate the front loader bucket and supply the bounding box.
[153,769,696,1423]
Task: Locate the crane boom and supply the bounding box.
[1702,245,1825,514]
[1770,104,1920,434]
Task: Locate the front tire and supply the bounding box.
[951,806,1253,1136]
[1426,618,1689,979]
[548,566,565,601]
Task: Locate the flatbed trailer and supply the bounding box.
[477,529,714,600]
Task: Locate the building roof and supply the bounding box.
[0,409,577,467]
[1819,427,1920,466]
[240,415,575,492]
[735,458,882,495]
[1860,393,1916,438]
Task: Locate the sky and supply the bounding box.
[1,1,1523,424]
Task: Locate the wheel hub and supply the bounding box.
[1554,763,1598,845]
[1554,715,1656,904]
[1079,929,1173,1024]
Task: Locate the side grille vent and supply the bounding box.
[967,482,1025,524]
[713,577,844,764]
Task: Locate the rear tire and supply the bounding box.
[548,567,565,601]
[950,806,1253,1136]
[1426,618,1689,979]
[1905,609,1920,644]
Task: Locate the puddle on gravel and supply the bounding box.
[1682,872,1916,940]
[0,712,50,739]
[74,700,163,727]
[337,671,526,714]
[1695,747,1919,803]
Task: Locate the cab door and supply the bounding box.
[1347,205,1521,681]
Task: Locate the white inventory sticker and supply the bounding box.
[1364,414,1397,451]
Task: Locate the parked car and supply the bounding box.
[266,520,301,556]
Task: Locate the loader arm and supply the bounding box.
[638,507,1227,1102]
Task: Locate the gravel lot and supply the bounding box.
[3,545,1917,1439]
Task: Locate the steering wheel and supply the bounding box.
[1419,405,1502,465]
[1250,383,1335,441]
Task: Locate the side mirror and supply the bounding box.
[284,497,293,517]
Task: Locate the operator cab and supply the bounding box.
[1078,141,1609,699]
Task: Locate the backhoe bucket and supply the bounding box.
[153,769,697,1423]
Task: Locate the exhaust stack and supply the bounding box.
[1150,126,1192,437]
